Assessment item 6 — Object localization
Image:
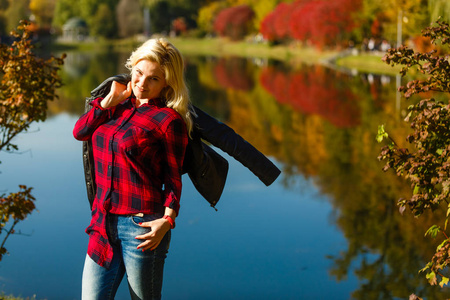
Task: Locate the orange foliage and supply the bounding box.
[412,36,436,53]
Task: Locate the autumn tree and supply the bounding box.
[172,17,188,36]
[378,20,450,287]
[197,1,227,35]
[290,0,362,48]
[260,0,362,48]
[213,5,255,40]
[260,2,292,43]
[0,21,65,260]
[29,0,56,28]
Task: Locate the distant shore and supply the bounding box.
[53,36,401,76]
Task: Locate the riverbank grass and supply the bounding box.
[166,37,337,63]
[335,52,402,76]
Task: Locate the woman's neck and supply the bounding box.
[135,98,148,108]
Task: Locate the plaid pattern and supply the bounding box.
[73,97,187,268]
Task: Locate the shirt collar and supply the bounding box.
[130,96,165,108]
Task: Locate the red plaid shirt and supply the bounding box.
[73,97,187,267]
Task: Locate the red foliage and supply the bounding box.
[213,58,254,91]
[172,17,187,36]
[260,2,294,42]
[273,3,293,39]
[213,5,255,40]
[289,0,318,42]
[371,18,382,38]
[261,0,362,48]
[260,11,277,41]
[291,0,361,48]
[260,65,360,128]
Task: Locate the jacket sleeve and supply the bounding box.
[192,106,281,186]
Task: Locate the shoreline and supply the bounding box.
[52,36,401,76]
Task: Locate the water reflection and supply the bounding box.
[260,65,360,128]
[50,50,450,298]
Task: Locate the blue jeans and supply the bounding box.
[82,214,171,300]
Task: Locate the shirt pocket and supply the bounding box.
[120,126,152,157]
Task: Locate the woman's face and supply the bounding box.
[131,59,167,101]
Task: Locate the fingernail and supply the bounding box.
[139,222,142,225]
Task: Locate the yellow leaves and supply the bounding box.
[197,2,226,32]
[426,271,438,285]
[440,276,450,287]
[0,20,65,151]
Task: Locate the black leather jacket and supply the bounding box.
[81,74,281,210]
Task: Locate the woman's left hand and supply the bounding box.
[135,218,171,251]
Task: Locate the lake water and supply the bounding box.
[0,50,449,299]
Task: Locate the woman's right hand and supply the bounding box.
[100,81,132,108]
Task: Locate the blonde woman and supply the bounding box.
[73,38,192,299]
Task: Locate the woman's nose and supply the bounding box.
[137,78,146,87]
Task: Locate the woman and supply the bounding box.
[73,38,193,299]
[82,75,281,211]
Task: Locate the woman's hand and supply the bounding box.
[135,217,171,252]
[100,81,132,109]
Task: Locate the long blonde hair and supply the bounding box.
[125,38,195,136]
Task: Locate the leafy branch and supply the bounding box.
[0,185,35,260]
[378,19,450,287]
[0,21,65,260]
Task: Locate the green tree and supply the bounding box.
[79,0,118,38]
[378,19,450,287]
[52,0,81,28]
[53,0,118,38]
[0,21,65,260]
[148,0,171,33]
[91,3,116,38]
[429,0,450,23]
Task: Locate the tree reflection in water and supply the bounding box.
[56,52,450,299]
